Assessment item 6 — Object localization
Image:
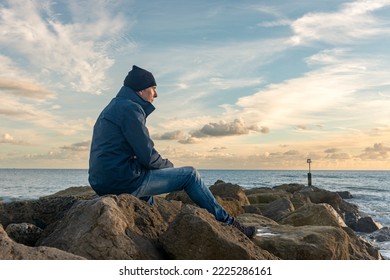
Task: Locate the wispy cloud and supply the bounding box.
[290,0,390,45]
[0,78,55,100]
[0,0,131,94]
[234,49,390,130]
[0,93,92,135]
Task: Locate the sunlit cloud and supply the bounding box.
[153,119,269,145]
[290,0,390,45]
[0,133,29,145]
[0,94,92,135]
[191,119,267,138]
[234,49,390,130]
[358,143,390,160]
[0,78,55,99]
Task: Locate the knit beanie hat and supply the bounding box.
[123,65,157,91]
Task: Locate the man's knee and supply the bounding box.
[183,166,199,178]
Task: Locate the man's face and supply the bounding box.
[139,86,158,103]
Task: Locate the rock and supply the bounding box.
[298,186,361,229]
[262,198,295,222]
[216,196,244,217]
[209,180,250,206]
[0,196,79,229]
[39,194,177,260]
[0,224,84,260]
[242,205,263,215]
[234,213,279,227]
[0,182,384,260]
[165,190,195,205]
[246,190,292,204]
[356,216,383,233]
[253,224,379,260]
[367,227,390,242]
[342,227,384,260]
[273,183,306,193]
[336,191,353,199]
[159,205,278,260]
[290,192,311,209]
[42,186,97,200]
[154,197,183,224]
[279,203,347,228]
[5,223,43,246]
[166,180,248,217]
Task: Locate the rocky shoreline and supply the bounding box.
[0,180,387,260]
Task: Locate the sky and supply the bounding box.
[1,0,390,170]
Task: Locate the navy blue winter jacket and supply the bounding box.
[88,86,173,195]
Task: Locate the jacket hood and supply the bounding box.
[117,86,155,116]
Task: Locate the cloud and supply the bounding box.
[153,119,269,144]
[358,143,390,160]
[0,78,55,99]
[60,140,91,152]
[178,137,201,145]
[290,0,390,45]
[324,148,341,154]
[152,130,187,141]
[0,95,92,135]
[326,152,352,160]
[283,150,301,156]
[0,0,132,94]
[235,47,390,130]
[191,119,268,138]
[295,125,307,131]
[0,133,29,145]
[209,147,227,152]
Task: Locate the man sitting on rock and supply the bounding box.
[88,65,256,238]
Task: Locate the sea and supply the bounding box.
[0,168,389,259]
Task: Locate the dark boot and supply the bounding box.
[231,218,256,238]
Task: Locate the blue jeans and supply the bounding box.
[131,166,232,223]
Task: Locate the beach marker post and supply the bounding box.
[307,159,312,187]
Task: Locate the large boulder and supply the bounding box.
[262,198,295,222]
[300,186,360,228]
[209,180,250,206]
[165,180,249,217]
[245,189,292,204]
[0,224,84,260]
[39,194,179,260]
[42,186,97,199]
[367,227,390,242]
[279,203,347,227]
[159,205,278,260]
[0,186,98,231]
[355,216,383,233]
[165,190,195,205]
[0,196,79,229]
[253,224,381,260]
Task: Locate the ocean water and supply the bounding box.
[0,168,389,259]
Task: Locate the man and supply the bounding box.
[88,65,256,238]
